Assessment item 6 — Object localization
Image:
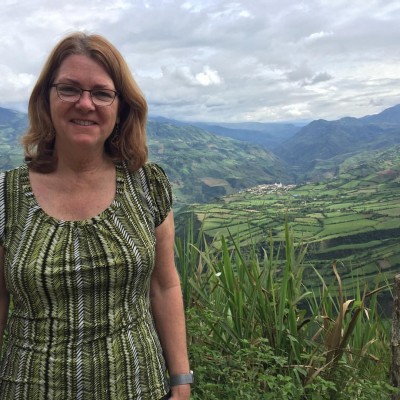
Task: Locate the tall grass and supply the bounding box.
[176,219,397,399]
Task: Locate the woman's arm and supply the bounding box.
[0,246,10,355]
[150,211,191,400]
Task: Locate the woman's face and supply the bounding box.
[49,54,119,154]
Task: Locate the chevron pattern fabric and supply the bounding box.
[0,162,172,399]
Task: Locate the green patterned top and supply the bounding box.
[0,162,172,400]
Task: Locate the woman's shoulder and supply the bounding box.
[121,162,170,188]
[0,164,26,243]
[139,162,168,180]
[139,163,171,196]
[140,162,167,177]
[135,162,172,227]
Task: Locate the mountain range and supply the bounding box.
[150,116,303,151]
[0,103,400,205]
[274,104,400,171]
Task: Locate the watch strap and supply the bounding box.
[170,371,194,386]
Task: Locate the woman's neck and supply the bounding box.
[54,147,113,176]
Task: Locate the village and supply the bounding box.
[241,182,297,195]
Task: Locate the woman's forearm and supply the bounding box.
[151,284,190,375]
[151,213,191,399]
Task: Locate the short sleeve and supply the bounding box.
[0,172,6,246]
[140,163,173,227]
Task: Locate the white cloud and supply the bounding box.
[0,0,400,122]
[0,66,36,104]
[305,31,334,42]
[195,66,222,86]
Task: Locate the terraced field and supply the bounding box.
[177,166,400,289]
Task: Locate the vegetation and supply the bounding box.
[176,152,400,293]
[0,107,26,170]
[177,220,397,399]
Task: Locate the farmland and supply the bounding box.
[176,162,400,290]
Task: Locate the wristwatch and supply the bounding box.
[169,370,194,386]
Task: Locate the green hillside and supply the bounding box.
[147,120,294,207]
[0,108,26,170]
[306,144,400,182]
[176,145,400,289]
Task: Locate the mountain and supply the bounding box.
[154,105,400,185]
[190,122,301,151]
[0,107,28,145]
[146,120,294,207]
[305,143,400,182]
[0,108,27,170]
[150,116,302,150]
[274,105,400,171]
[360,103,400,125]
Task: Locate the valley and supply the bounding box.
[176,151,400,289]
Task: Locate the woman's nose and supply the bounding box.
[76,90,96,110]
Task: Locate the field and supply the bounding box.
[176,166,400,290]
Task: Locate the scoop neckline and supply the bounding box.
[20,162,126,226]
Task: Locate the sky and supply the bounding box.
[1,0,400,123]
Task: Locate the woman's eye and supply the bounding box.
[60,86,80,95]
[93,90,114,100]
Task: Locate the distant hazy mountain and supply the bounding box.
[0,108,27,170]
[0,107,28,145]
[150,116,302,151]
[360,103,400,125]
[275,105,400,170]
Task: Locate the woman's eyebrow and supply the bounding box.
[55,77,115,89]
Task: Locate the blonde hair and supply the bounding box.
[23,32,148,172]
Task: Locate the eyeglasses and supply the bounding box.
[51,83,119,106]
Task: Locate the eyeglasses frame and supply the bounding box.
[50,83,119,106]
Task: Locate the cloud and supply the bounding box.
[159,65,221,87]
[305,31,334,42]
[1,0,400,122]
[309,72,333,85]
[0,65,36,102]
[195,66,222,86]
[285,65,333,86]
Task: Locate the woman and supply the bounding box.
[0,32,191,399]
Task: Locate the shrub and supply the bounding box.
[179,221,397,399]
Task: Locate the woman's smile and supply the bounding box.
[71,119,97,126]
